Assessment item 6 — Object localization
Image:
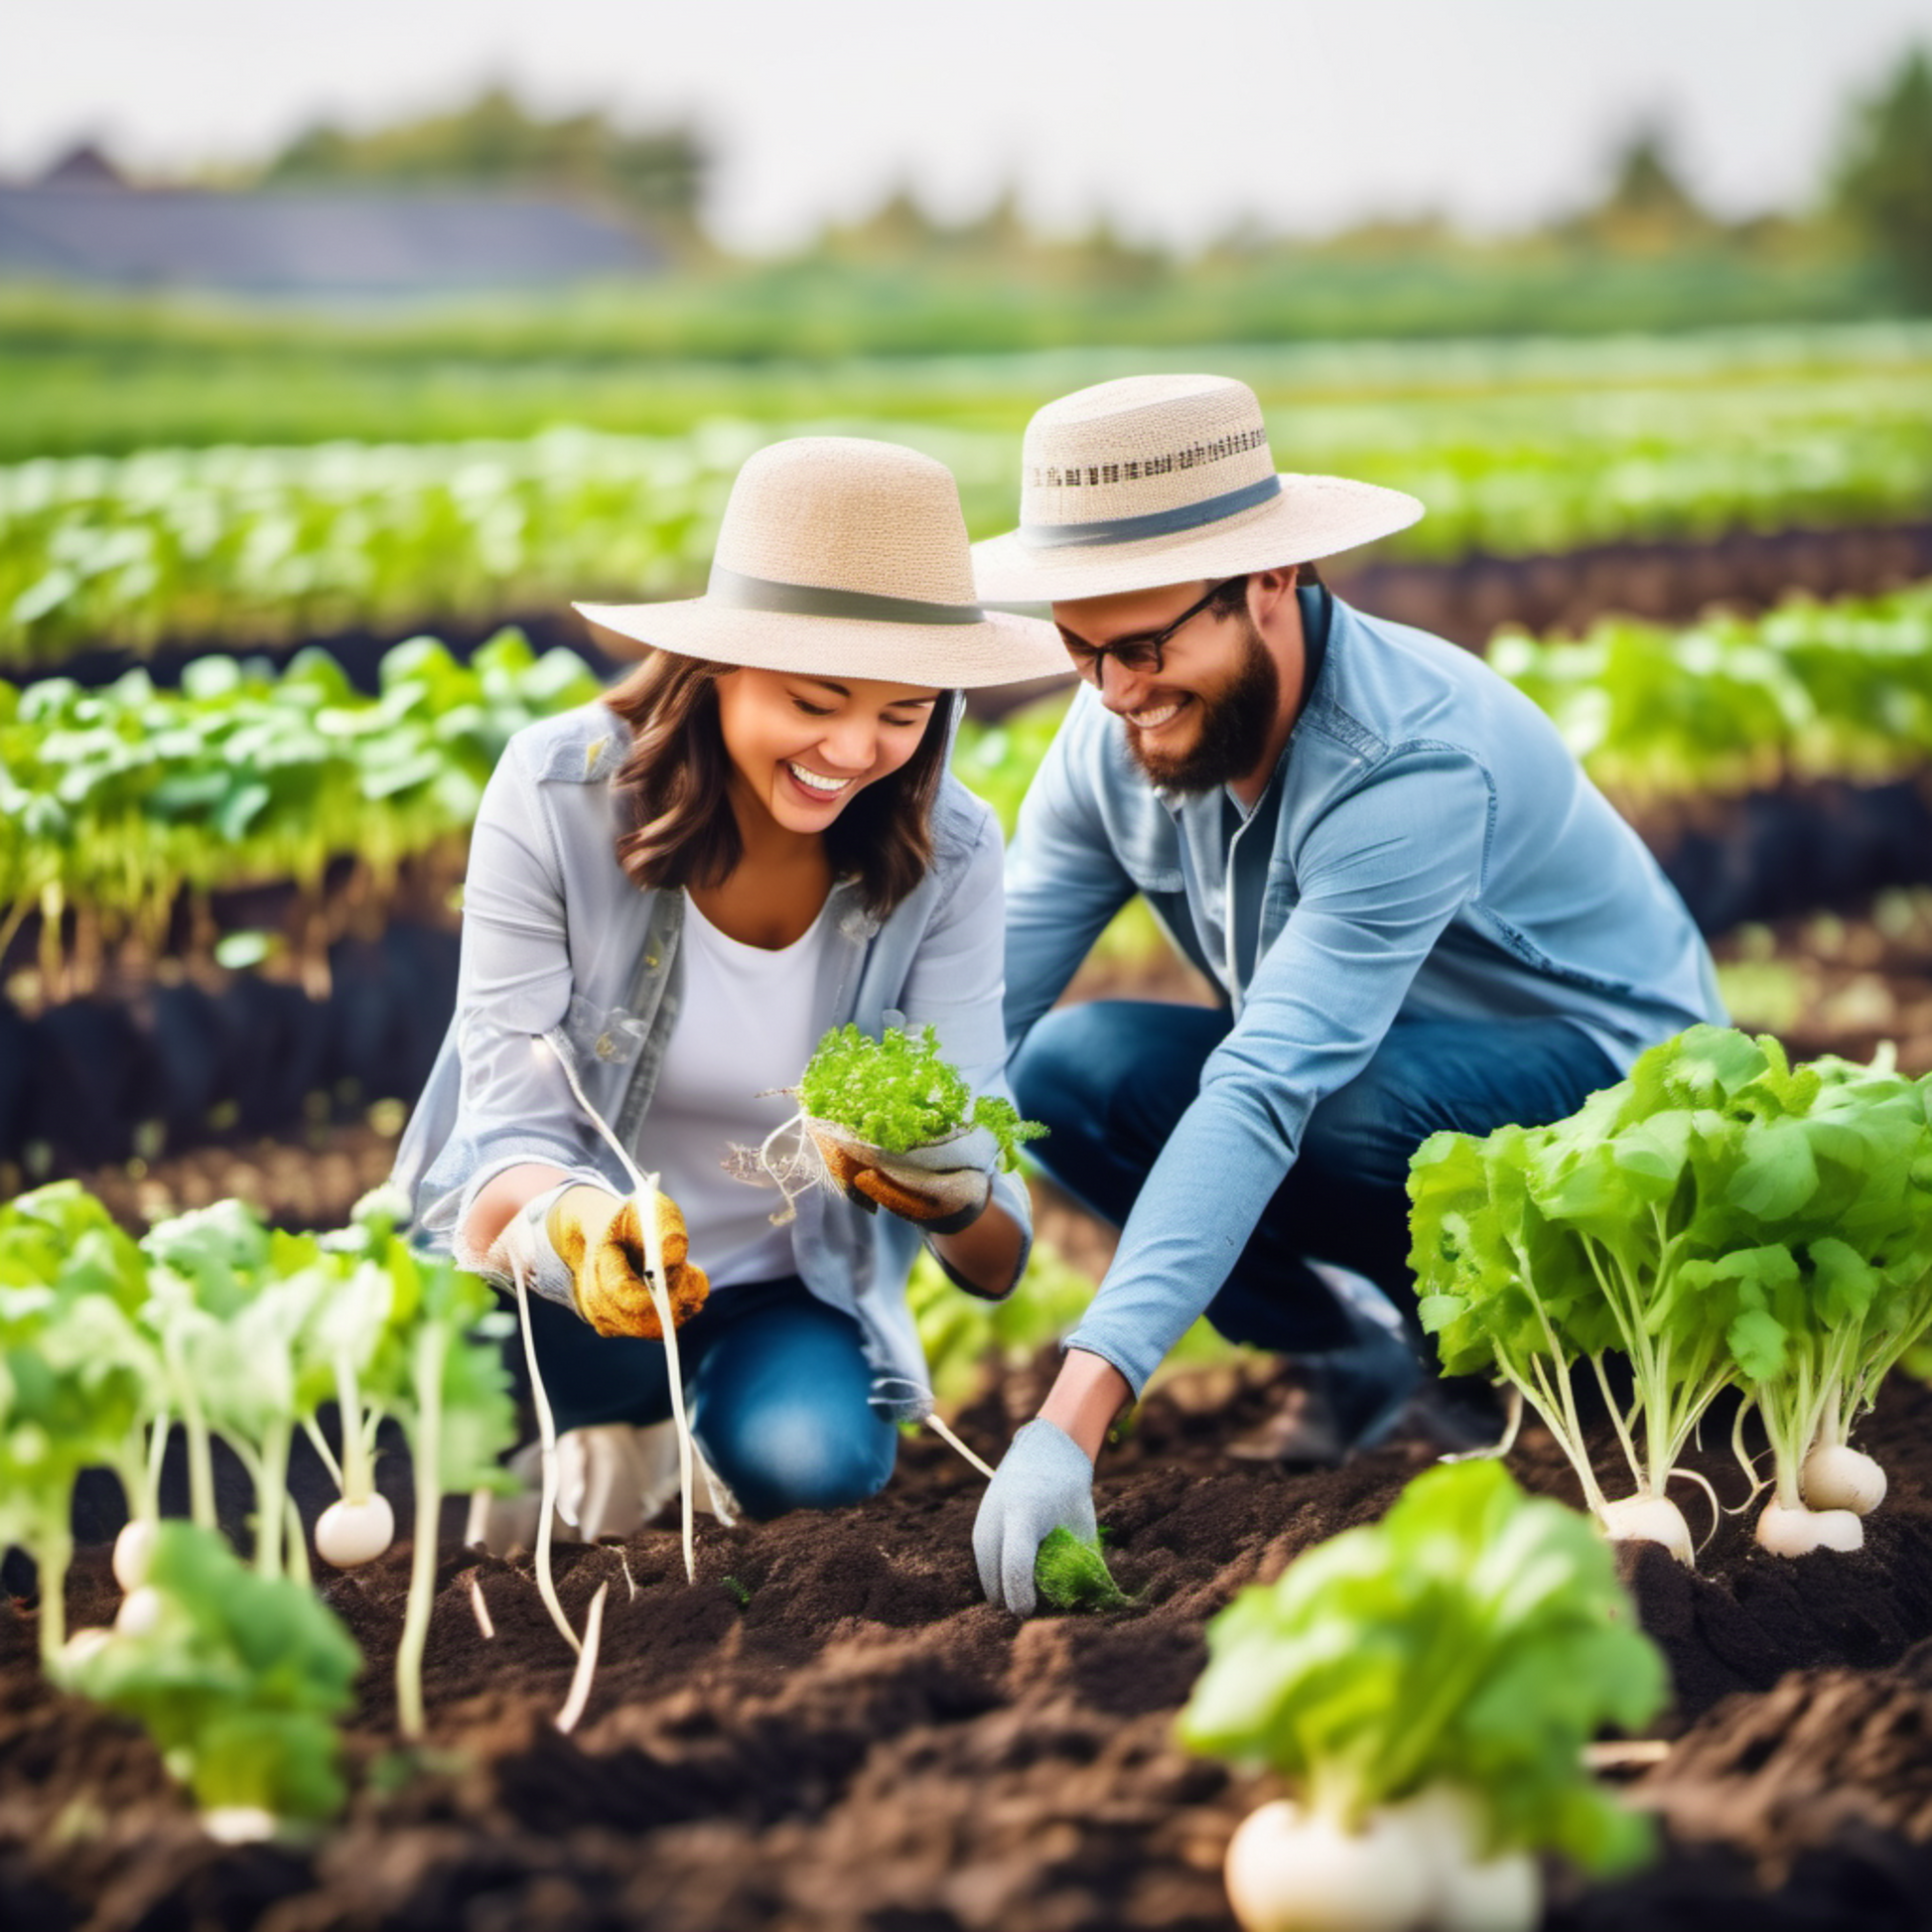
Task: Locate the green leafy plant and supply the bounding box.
[1033,1526,1130,1612]
[1411,1027,1932,1563]
[0,1185,159,1663]
[1179,1459,1665,1932]
[56,1520,359,1842]
[799,1023,1044,1171]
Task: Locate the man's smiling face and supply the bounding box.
[1052,580,1282,794]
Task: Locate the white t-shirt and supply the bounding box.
[632,892,839,1289]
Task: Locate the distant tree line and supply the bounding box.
[69,43,1932,305]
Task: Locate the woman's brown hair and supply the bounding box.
[603,651,953,919]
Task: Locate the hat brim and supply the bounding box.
[971,474,1423,605]
[574,599,1070,690]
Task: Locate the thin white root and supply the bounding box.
[1665,1463,1725,1555]
[469,1576,495,1640]
[540,1031,699,1587]
[619,1551,637,1601]
[555,1581,609,1735]
[1439,1383,1525,1464]
[512,1262,582,1657]
[923,1412,998,1480]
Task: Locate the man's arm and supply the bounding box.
[1059,747,1494,1399]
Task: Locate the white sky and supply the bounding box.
[5,0,1929,250]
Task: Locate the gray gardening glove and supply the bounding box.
[973,1418,1097,1615]
[806,1119,998,1236]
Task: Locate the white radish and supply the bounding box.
[1387,1786,1540,1932]
[1800,1443,1885,1516]
[1756,1499,1863,1556]
[202,1807,280,1845]
[115,1586,165,1637]
[1597,1493,1694,1567]
[60,1626,114,1668]
[315,1492,396,1569]
[1224,1798,1429,1932]
[112,1519,158,1593]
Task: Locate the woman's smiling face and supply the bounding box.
[712,666,941,835]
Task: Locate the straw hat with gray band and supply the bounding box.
[971,373,1426,605]
[577,436,1067,688]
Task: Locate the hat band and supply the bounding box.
[1020,472,1282,550]
[708,564,985,625]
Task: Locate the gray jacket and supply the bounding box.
[393,698,1033,1420]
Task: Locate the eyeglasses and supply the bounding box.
[1057,577,1242,687]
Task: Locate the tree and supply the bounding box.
[259,86,709,241]
[1832,46,1932,303]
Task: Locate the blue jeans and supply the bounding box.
[1013,1002,1620,1357]
[507,1276,898,1520]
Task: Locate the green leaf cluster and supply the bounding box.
[56,1520,360,1827]
[5,341,1931,663]
[1489,579,1932,804]
[799,1023,1045,1171]
[1177,1459,1665,1873]
[1033,1526,1130,1613]
[0,628,598,992]
[1410,1026,1932,1515]
[0,1184,159,1660]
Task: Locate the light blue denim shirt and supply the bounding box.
[1004,588,1725,1395]
[392,698,1033,1422]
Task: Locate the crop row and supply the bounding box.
[5,365,1930,668]
[0,629,600,999]
[955,578,1932,834]
[5,582,1929,1005]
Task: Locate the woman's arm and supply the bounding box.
[927,1199,1026,1299]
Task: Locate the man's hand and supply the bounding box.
[972,1418,1097,1615]
[808,1120,997,1235]
[545,1184,710,1338]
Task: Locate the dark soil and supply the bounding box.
[4,1355,1932,1931]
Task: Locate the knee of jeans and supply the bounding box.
[1301,1073,1432,1181]
[1011,1003,1119,1135]
[706,1406,894,1519]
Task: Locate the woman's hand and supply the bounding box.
[807,1120,999,1234]
[545,1184,711,1338]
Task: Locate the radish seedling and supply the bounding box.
[330,1191,517,1739]
[0,1188,158,1663]
[1412,1028,1932,1566]
[1034,1527,1130,1613]
[55,1521,359,1841]
[1179,1460,1665,1932]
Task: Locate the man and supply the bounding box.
[969,373,1725,1613]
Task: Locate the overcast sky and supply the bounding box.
[5,0,1928,250]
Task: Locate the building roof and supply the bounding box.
[0,181,662,293]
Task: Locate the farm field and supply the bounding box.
[7,325,1932,1931]
[4,1333,1932,1929]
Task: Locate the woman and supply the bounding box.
[392,436,1067,1524]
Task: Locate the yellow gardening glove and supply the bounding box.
[544,1184,711,1339]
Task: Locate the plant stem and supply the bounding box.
[34,1520,72,1668]
[396,1319,446,1742]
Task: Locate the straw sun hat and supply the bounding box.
[577,436,1067,689]
[971,373,1426,605]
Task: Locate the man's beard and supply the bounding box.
[1124,620,1281,793]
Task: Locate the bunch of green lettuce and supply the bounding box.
[1179,1460,1664,1896]
[1410,1026,1932,1563]
[57,1521,359,1840]
[799,1024,1044,1171]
